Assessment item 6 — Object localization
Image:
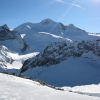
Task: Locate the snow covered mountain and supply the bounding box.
[0,19,100,99]
[0,24,28,54]
[13,18,100,87]
[14,18,99,52]
[21,39,100,72]
[0,24,35,73]
[0,44,39,74]
[14,18,87,37]
[20,39,100,86]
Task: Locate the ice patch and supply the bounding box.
[26,25,31,29]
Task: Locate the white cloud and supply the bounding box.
[55,0,84,9]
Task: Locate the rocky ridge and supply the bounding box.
[0,24,28,52]
[0,45,13,68]
[21,39,100,73]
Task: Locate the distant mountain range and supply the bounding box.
[14,18,98,52]
[0,19,100,87]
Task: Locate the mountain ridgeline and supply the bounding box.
[0,45,13,68]
[0,19,100,87]
[21,39,100,73]
[14,18,99,53]
[0,24,28,52]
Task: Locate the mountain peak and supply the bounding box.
[0,24,9,31]
[40,18,56,25]
[2,24,9,29]
[68,24,75,27]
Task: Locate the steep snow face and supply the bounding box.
[8,51,39,71]
[14,22,34,32]
[14,18,99,40]
[22,57,100,87]
[0,43,39,74]
[14,19,100,52]
[0,45,14,72]
[0,73,100,100]
[0,45,12,64]
[14,19,57,34]
[0,25,28,54]
[20,32,72,52]
[0,46,39,74]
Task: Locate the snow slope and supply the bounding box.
[22,57,100,87]
[20,39,100,87]
[62,84,100,97]
[0,73,100,100]
[20,32,72,52]
[0,44,39,74]
[0,24,39,72]
[8,52,39,69]
[15,18,100,52]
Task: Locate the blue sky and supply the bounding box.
[0,0,100,33]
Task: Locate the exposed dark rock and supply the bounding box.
[21,39,100,73]
[0,24,28,52]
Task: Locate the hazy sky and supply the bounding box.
[0,0,100,33]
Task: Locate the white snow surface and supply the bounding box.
[8,52,39,69]
[88,33,100,37]
[20,31,72,52]
[0,45,39,73]
[22,57,100,87]
[15,19,100,52]
[62,84,100,97]
[0,73,100,100]
[0,19,100,99]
